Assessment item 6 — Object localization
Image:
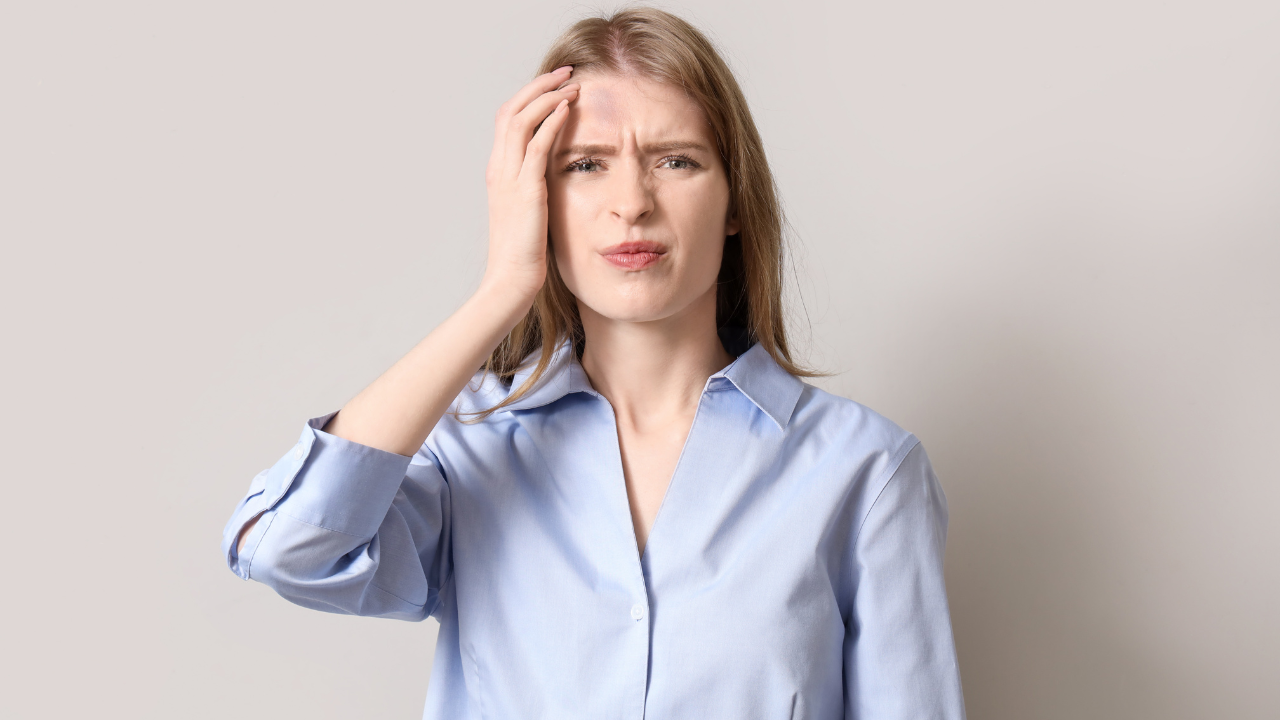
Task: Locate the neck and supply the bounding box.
[578,285,735,429]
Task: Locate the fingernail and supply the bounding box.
[554,65,573,74]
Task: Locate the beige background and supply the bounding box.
[2,1,1277,717]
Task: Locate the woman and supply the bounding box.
[222,8,966,719]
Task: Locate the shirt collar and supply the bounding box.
[501,339,600,413]
[501,334,805,430]
[713,339,806,430]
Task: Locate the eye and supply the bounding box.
[566,158,603,173]
[659,154,701,171]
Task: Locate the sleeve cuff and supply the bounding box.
[221,411,414,578]
[221,469,271,579]
[271,411,414,539]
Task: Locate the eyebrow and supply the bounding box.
[556,140,713,159]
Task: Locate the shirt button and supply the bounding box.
[294,446,305,460]
[630,604,647,621]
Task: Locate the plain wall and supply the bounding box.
[2,1,1277,717]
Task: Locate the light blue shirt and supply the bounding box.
[222,337,966,719]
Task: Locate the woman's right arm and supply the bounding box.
[225,67,580,612]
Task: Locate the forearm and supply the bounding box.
[327,67,576,457]
[325,279,533,457]
[232,66,577,560]
[235,284,525,558]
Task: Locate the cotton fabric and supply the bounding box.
[222,336,966,719]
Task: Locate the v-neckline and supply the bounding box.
[570,348,747,569]
[601,389,712,566]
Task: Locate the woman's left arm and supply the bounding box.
[844,440,967,720]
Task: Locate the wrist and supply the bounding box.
[477,270,542,306]
[469,277,538,331]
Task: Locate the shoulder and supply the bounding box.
[787,384,947,550]
[783,382,926,515]
[788,381,919,463]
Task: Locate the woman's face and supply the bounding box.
[546,73,738,324]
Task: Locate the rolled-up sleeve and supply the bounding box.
[844,440,967,719]
[220,411,452,621]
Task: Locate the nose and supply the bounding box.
[607,160,654,225]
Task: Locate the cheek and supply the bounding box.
[546,184,595,289]
[670,183,731,259]
[546,179,569,234]
[691,238,727,289]
[547,184,577,251]
[549,182,591,236]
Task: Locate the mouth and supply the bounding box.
[600,241,667,271]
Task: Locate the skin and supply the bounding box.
[238,67,737,558]
[547,73,738,553]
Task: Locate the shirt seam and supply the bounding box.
[274,508,366,538]
[367,579,428,611]
[851,434,922,547]
[471,633,487,720]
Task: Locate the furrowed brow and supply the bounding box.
[643,140,713,154]
[556,140,713,159]
[556,144,616,159]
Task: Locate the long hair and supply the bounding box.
[463,7,821,421]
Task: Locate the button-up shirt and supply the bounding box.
[221,337,966,719]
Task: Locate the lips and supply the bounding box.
[601,241,667,271]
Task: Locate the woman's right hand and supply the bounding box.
[480,66,579,303]
[230,67,581,500]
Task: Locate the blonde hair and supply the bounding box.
[464,7,820,421]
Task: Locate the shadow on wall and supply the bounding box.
[919,307,1213,720]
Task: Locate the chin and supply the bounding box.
[575,284,686,324]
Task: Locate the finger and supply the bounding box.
[518,98,571,184]
[502,84,579,178]
[491,69,574,180]
[493,67,573,157]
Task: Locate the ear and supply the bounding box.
[725,207,740,237]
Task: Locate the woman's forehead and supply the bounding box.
[560,73,712,145]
